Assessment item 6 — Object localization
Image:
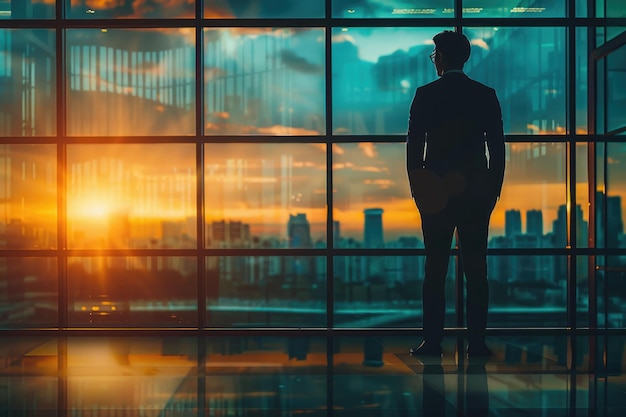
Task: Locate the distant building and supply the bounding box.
[208,220,250,248]
[505,209,522,238]
[526,209,543,237]
[363,208,384,248]
[287,213,312,248]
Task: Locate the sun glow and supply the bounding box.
[70,197,118,219]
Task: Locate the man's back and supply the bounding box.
[407,72,504,201]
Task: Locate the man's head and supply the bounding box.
[431,30,471,75]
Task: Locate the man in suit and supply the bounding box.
[406,30,505,358]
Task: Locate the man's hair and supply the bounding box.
[432,30,471,69]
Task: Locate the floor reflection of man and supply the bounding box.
[465,357,489,417]
[421,359,445,415]
[419,353,490,416]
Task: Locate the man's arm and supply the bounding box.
[406,88,427,178]
[486,88,505,199]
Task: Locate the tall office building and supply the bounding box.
[596,192,623,248]
[526,209,543,237]
[363,208,384,248]
[505,209,522,238]
[287,213,312,248]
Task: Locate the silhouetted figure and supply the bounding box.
[406,31,505,358]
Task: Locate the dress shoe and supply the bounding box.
[409,341,443,357]
[466,342,493,358]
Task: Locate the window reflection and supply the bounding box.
[332,27,446,135]
[606,43,626,134]
[597,142,626,324]
[206,256,326,327]
[0,144,57,249]
[0,257,57,328]
[599,143,625,250]
[465,27,566,134]
[463,0,565,17]
[204,144,326,248]
[205,0,324,18]
[66,0,194,19]
[0,29,56,136]
[0,0,54,19]
[602,0,626,18]
[204,28,325,135]
[66,29,196,136]
[68,257,197,327]
[67,144,196,249]
[576,144,590,248]
[332,0,454,18]
[576,27,589,134]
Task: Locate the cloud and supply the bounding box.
[359,142,378,158]
[279,50,324,74]
[470,38,490,51]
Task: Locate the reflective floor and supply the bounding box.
[0,334,625,416]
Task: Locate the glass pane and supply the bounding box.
[606,42,626,134]
[333,143,420,247]
[66,0,194,18]
[204,144,326,248]
[463,0,565,17]
[576,143,590,248]
[67,144,196,249]
[576,0,588,17]
[0,257,57,328]
[332,0,454,18]
[204,28,325,136]
[0,0,54,19]
[0,144,57,249]
[595,336,626,376]
[607,0,626,17]
[577,254,590,328]
[66,29,196,136]
[0,29,56,136]
[0,377,57,413]
[206,256,326,327]
[205,0,324,18]
[465,27,567,135]
[601,143,626,250]
[600,268,626,330]
[332,27,448,135]
[67,257,197,327]
[334,256,457,328]
[489,143,567,248]
[576,27,588,134]
[488,256,567,327]
[0,338,58,376]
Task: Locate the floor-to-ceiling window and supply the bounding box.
[0,0,624,338]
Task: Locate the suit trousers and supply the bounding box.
[418,195,495,345]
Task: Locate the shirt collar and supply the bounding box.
[443,69,465,75]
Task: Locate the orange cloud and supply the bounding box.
[359,142,378,158]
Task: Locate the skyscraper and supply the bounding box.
[288,213,312,248]
[596,192,623,248]
[526,209,543,237]
[505,209,522,238]
[363,208,384,248]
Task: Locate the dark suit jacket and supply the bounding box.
[406,71,505,213]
